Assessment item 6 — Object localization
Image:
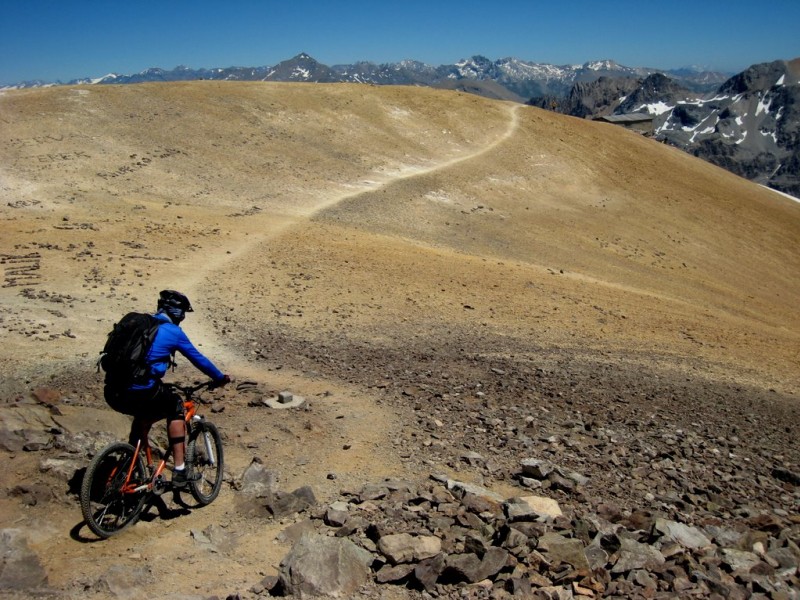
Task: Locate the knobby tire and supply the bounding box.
[80,442,147,539]
[186,421,224,505]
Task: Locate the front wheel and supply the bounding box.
[80,442,148,539]
[186,421,224,505]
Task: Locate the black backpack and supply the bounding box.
[99,312,162,390]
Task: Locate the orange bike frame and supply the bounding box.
[120,399,197,494]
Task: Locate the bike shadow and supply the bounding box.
[139,493,193,522]
[71,493,193,543]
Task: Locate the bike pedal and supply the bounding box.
[152,474,168,495]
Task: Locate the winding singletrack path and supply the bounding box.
[184,102,523,366]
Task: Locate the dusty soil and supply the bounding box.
[0,82,798,598]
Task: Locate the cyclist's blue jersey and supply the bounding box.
[130,312,224,390]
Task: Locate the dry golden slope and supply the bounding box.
[0,82,798,395]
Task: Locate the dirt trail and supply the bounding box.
[184,102,521,364]
[304,103,521,217]
[28,101,525,599]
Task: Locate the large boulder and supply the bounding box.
[239,458,278,497]
[538,532,590,570]
[504,495,562,522]
[278,534,372,598]
[0,529,48,591]
[377,533,441,564]
[654,518,711,549]
[611,538,666,574]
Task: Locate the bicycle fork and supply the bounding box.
[193,416,217,468]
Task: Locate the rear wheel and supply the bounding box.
[80,442,147,539]
[186,421,224,505]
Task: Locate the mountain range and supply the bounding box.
[3,52,729,98]
[4,53,797,196]
[530,59,800,197]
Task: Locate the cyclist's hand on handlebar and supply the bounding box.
[212,374,231,389]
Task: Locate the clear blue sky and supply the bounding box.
[2,1,799,85]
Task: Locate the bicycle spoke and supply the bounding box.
[80,442,148,538]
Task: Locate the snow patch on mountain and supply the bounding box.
[636,101,673,115]
[585,60,619,71]
[756,95,772,115]
[91,74,118,84]
[293,68,311,80]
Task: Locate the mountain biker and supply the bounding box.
[105,290,230,487]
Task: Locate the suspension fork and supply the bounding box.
[191,415,217,467]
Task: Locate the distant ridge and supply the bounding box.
[1,52,729,97]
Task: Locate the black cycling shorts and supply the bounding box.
[105,383,185,423]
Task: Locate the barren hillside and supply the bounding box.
[0,83,798,599]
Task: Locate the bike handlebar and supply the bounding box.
[167,380,221,398]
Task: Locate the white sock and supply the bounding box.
[174,464,185,471]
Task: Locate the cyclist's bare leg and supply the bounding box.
[167,418,187,467]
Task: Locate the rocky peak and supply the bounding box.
[719,59,790,94]
[618,74,692,112]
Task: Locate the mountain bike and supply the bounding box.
[80,380,224,539]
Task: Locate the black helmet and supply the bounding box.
[158,290,193,312]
